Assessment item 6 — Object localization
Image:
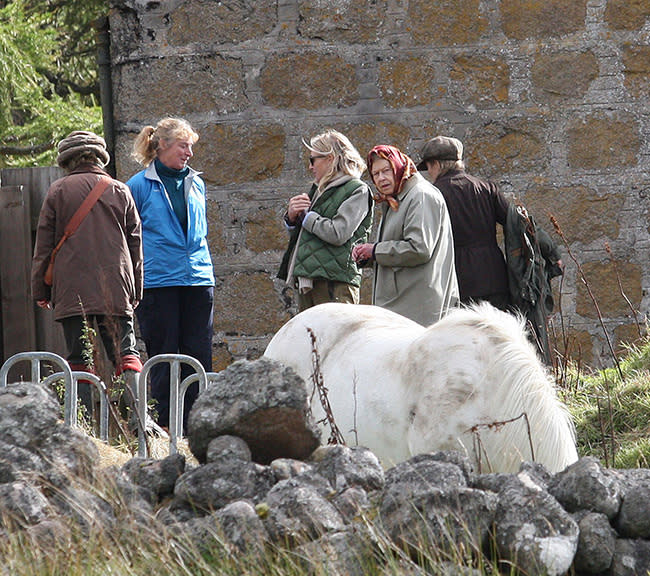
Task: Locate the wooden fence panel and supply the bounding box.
[0,185,36,379]
[1,167,63,233]
[0,167,66,375]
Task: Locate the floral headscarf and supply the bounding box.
[366,145,418,211]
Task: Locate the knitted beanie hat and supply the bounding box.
[56,131,110,168]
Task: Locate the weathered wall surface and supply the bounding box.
[108,0,650,369]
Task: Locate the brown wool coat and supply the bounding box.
[31,164,143,321]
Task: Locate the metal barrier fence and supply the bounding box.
[0,351,211,457]
[137,354,208,457]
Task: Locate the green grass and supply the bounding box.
[562,335,650,469]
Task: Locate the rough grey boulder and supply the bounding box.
[122,452,186,502]
[293,525,378,576]
[270,458,314,481]
[332,486,371,522]
[187,357,320,464]
[0,383,98,486]
[48,484,117,533]
[0,442,48,483]
[613,468,650,539]
[38,426,99,485]
[549,456,622,520]
[310,444,385,493]
[495,471,579,576]
[381,483,497,560]
[179,500,268,556]
[0,383,61,447]
[383,454,469,503]
[206,435,252,463]
[262,476,346,546]
[609,538,650,576]
[573,511,616,574]
[0,481,50,528]
[214,500,269,555]
[381,455,495,559]
[172,459,275,514]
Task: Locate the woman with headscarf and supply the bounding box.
[352,145,459,326]
[278,129,373,311]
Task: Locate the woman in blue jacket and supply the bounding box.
[127,117,214,431]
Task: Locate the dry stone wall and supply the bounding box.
[108,0,650,369]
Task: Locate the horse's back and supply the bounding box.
[265,302,422,371]
[265,302,578,473]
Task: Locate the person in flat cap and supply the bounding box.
[418,135,564,363]
[417,135,511,311]
[31,131,144,418]
[352,144,459,326]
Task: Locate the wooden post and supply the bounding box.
[0,185,36,378]
[0,167,66,374]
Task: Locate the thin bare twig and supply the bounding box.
[550,216,624,381]
[605,242,643,339]
[307,327,345,445]
[469,412,534,473]
[351,371,359,446]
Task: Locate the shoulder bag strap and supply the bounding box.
[51,175,112,259]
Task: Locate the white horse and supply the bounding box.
[264,302,578,473]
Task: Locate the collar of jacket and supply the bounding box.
[68,163,109,177]
[396,171,426,200]
[321,173,353,191]
[312,173,354,203]
[435,169,464,184]
[144,161,202,183]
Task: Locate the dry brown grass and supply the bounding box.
[90,434,198,468]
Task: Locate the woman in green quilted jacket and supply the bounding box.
[278,129,373,312]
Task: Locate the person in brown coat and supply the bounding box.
[31,131,143,413]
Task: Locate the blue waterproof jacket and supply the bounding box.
[127,163,214,288]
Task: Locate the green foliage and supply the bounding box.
[565,333,650,468]
[0,0,104,167]
[80,315,96,372]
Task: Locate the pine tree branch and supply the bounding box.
[0,140,56,156]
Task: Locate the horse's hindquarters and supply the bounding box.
[265,303,423,465]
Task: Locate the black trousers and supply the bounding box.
[135,286,214,428]
[61,314,139,413]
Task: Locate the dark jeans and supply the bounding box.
[61,314,139,413]
[136,286,214,428]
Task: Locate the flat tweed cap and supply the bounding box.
[416,136,463,171]
[56,131,110,167]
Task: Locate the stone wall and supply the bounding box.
[108,0,650,369]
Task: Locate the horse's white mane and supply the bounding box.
[265,302,578,473]
[423,302,576,472]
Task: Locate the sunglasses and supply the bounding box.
[309,155,327,166]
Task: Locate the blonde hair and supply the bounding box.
[132,117,199,167]
[303,129,366,190]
